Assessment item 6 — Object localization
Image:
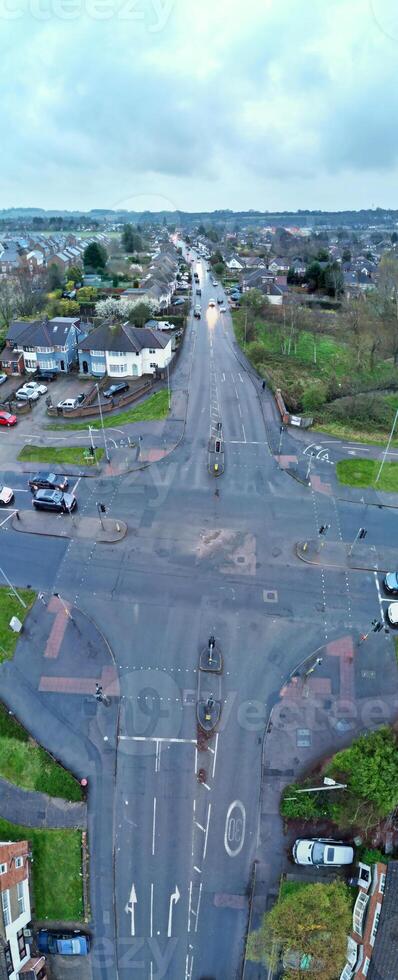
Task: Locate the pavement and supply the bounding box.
[11,511,128,542]
[0,775,86,829]
[2,250,398,979]
[296,537,398,573]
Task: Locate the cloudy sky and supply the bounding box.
[2,0,398,211]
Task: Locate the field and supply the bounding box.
[18,445,104,465]
[336,458,398,493]
[0,587,36,662]
[46,388,170,431]
[0,817,83,920]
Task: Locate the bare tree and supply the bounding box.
[0,280,16,331]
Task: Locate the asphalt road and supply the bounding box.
[1,253,397,979]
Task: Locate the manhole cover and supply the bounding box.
[263,589,278,603]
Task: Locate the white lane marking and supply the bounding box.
[203,804,212,860]
[152,797,157,856]
[222,373,226,382]
[185,954,194,980]
[224,800,246,857]
[241,423,246,443]
[194,882,203,933]
[227,440,267,445]
[150,882,154,938]
[202,782,211,791]
[187,880,193,933]
[155,741,161,772]
[150,962,154,980]
[71,477,81,495]
[237,403,242,417]
[342,445,370,451]
[167,885,181,937]
[0,511,16,527]
[193,866,201,874]
[238,372,244,382]
[119,736,197,744]
[212,733,219,779]
[12,489,30,492]
[195,821,205,833]
[125,883,137,936]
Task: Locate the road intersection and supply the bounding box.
[1,253,398,978]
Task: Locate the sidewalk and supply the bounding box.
[296,538,395,572]
[11,512,127,542]
[0,775,87,829]
[245,629,398,976]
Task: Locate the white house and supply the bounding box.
[0,839,47,979]
[226,254,245,271]
[78,322,173,378]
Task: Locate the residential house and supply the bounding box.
[262,282,284,306]
[0,243,23,278]
[268,257,290,274]
[78,321,172,378]
[225,255,246,271]
[241,269,276,293]
[0,839,47,980]
[1,317,81,375]
[340,859,398,979]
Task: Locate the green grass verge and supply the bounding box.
[336,458,398,493]
[45,389,170,431]
[18,445,104,465]
[0,702,82,801]
[279,880,309,900]
[0,588,36,663]
[0,817,83,920]
[314,422,398,447]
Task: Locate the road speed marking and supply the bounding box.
[224,800,246,857]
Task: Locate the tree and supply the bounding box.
[371,253,398,365]
[95,296,159,321]
[0,280,16,332]
[76,286,98,305]
[83,242,108,273]
[324,262,344,297]
[14,268,44,317]
[241,289,264,316]
[45,298,80,318]
[391,232,398,245]
[326,727,398,818]
[305,261,323,292]
[342,248,351,262]
[67,265,82,284]
[122,224,143,254]
[127,301,152,327]
[47,263,64,291]
[247,880,351,980]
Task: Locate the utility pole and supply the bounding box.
[375,407,398,483]
[0,565,27,609]
[96,383,110,463]
[348,527,367,557]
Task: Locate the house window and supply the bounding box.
[109,363,127,374]
[17,928,26,959]
[36,347,53,353]
[148,349,156,354]
[2,888,10,926]
[91,361,105,374]
[362,958,370,976]
[14,857,23,870]
[90,350,104,356]
[23,347,35,353]
[24,359,36,369]
[17,880,25,915]
[379,873,386,894]
[0,863,7,875]
[4,941,13,976]
[40,359,56,370]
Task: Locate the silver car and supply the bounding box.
[293,838,354,866]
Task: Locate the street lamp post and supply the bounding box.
[0,565,27,609]
[96,384,110,463]
[376,407,398,483]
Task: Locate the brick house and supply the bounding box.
[340,860,398,978]
[0,840,47,979]
[1,318,81,376]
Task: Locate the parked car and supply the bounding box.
[28,472,69,492]
[292,838,354,866]
[32,489,77,513]
[172,297,185,306]
[37,369,57,381]
[0,373,7,385]
[0,485,14,506]
[103,381,129,399]
[0,412,17,427]
[57,398,79,410]
[383,572,398,595]
[22,380,48,396]
[37,930,90,956]
[16,386,39,402]
[386,602,398,627]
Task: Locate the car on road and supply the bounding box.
[386,602,398,626]
[57,397,79,410]
[103,381,129,399]
[212,280,218,286]
[32,489,77,513]
[383,572,398,595]
[37,929,90,956]
[217,297,223,304]
[21,380,48,396]
[196,288,201,296]
[292,838,354,866]
[220,307,227,313]
[0,412,17,427]
[0,373,7,385]
[28,472,69,492]
[0,485,14,506]
[16,386,39,402]
[208,298,216,307]
[194,305,201,319]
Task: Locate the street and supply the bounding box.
[1,255,397,979]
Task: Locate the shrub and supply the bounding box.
[302,383,328,413]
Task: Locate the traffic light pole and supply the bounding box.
[348,527,367,557]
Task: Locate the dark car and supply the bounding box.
[28,472,69,492]
[103,381,130,399]
[172,297,185,306]
[37,370,57,381]
[196,288,201,296]
[37,929,90,956]
[217,297,223,304]
[32,489,77,513]
[384,572,398,595]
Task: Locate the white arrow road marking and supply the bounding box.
[125,883,137,936]
[167,885,180,937]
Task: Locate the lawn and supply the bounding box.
[0,702,82,801]
[336,458,398,493]
[18,445,104,465]
[0,587,36,663]
[314,421,398,447]
[46,388,170,431]
[0,817,83,920]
